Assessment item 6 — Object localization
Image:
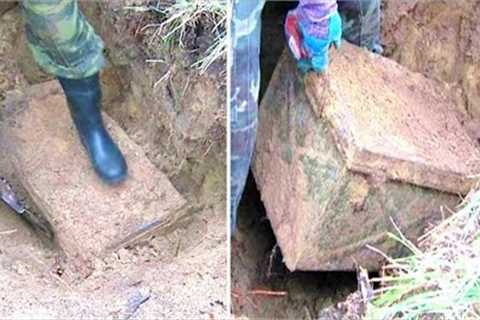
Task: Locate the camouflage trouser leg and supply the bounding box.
[21,0,105,79]
[230,0,266,232]
[338,0,382,52]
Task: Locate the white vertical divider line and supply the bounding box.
[226,0,233,317]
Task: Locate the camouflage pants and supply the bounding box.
[21,0,105,79]
[230,0,382,231]
[230,0,265,231]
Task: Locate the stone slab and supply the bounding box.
[0,81,187,275]
[254,44,477,271]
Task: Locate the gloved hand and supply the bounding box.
[285,6,342,74]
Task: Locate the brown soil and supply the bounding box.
[382,0,480,120]
[0,3,226,319]
[0,202,227,319]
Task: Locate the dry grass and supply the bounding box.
[125,0,226,73]
[366,190,480,320]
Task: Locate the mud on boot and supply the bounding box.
[57,73,128,184]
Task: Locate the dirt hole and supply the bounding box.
[232,173,358,319]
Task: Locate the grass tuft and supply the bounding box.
[126,0,227,74]
[366,190,480,320]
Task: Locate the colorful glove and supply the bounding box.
[285,4,342,73]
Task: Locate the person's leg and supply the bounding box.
[337,0,382,53]
[21,0,127,184]
[21,0,104,79]
[230,0,266,232]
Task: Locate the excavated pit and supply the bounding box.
[232,1,480,318]
[0,1,227,318]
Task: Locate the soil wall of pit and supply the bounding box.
[382,0,480,120]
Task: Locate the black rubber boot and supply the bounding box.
[57,73,128,184]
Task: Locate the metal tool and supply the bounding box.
[0,177,25,214]
[0,177,54,239]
